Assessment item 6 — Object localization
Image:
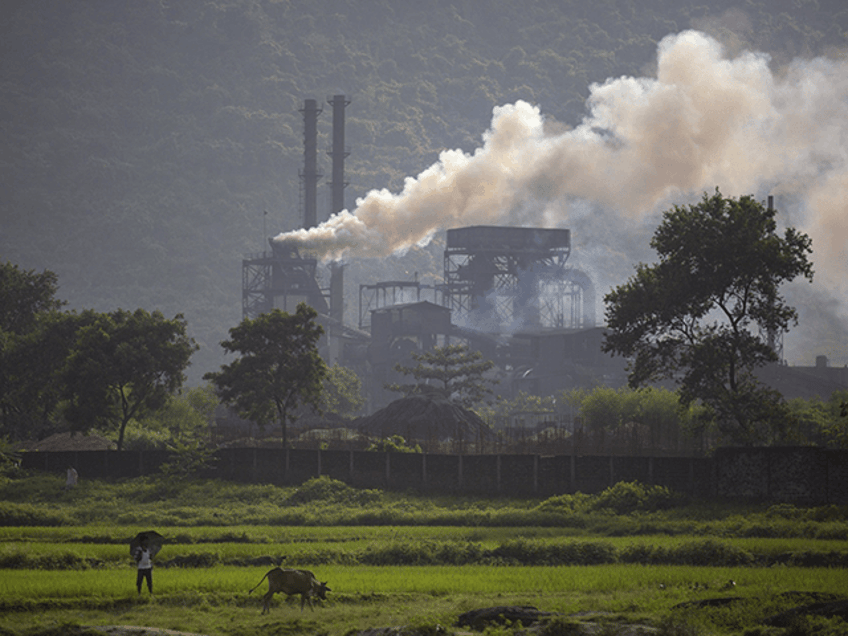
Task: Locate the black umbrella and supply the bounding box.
[129,530,165,559]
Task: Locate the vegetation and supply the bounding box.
[0,473,847,635]
[0,262,67,440]
[603,190,814,446]
[320,363,366,418]
[365,435,422,454]
[388,344,497,408]
[62,308,198,451]
[786,390,848,449]
[0,261,200,448]
[205,303,327,448]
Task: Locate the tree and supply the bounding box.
[62,309,198,451]
[578,386,694,449]
[204,304,327,448]
[0,262,65,335]
[603,190,814,445]
[1,310,97,441]
[476,391,555,429]
[386,344,497,408]
[0,263,71,440]
[134,384,218,447]
[321,364,365,418]
[786,390,848,449]
[365,435,422,453]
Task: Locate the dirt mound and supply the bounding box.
[457,606,555,630]
[354,394,493,442]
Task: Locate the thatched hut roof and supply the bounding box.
[17,432,116,451]
[355,394,493,442]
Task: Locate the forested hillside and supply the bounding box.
[2,0,846,383]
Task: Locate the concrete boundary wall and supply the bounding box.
[20,446,848,503]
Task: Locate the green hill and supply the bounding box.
[2,0,846,382]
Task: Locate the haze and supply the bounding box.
[2,1,846,382]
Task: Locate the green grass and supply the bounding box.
[1,472,847,635]
[3,565,847,634]
[3,530,848,570]
[4,565,846,609]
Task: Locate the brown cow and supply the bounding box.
[248,567,331,614]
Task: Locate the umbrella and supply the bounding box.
[129,530,165,559]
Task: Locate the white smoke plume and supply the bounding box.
[275,30,848,362]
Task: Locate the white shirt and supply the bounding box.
[136,548,152,569]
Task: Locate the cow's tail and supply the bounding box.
[248,571,270,595]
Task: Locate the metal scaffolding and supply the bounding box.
[443,226,586,330]
[242,241,329,321]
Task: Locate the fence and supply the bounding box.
[20,446,848,503]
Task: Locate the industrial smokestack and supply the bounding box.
[328,94,350,215]
[299,98,322,229]
[328,95,350,325]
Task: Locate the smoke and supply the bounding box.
[275,30,848,362]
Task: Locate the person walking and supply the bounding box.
[133,538,153,594]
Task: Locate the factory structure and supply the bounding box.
[241,96,847,414]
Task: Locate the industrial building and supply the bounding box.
[241,96,845,414]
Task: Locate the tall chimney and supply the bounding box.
[327,94,350,215]
[328,95,350,325]
[299,99,322,229]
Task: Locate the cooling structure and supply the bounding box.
[442,226,592,331]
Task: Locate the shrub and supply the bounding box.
[162,552,218,568]
[485,539,616,565]
[365,435,422,453]
[0,549,104,570]
[765,503,798,519]
[361,540,440,565]
[536,493,592,514]
[285,476,381,506]
[620,543,669,565]
[0,502,69,526]
[672,539,754,567]
[591,481,679,514]
[806,505,847,523]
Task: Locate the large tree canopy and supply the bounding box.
[62,309,198,451]
[204,304,327,448]
[602,190,814,445]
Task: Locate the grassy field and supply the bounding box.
[1,472,847,635]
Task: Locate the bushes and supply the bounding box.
[0,549,105,570]
[536,492,592,514]
[0,502,70,526]
[485,538,616,565]
[590,481,680,514]
[1,473,846,538]
[285,476,381,506]
[619,539,755,567]
[536,481,681,516]
[361,540,484,566]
